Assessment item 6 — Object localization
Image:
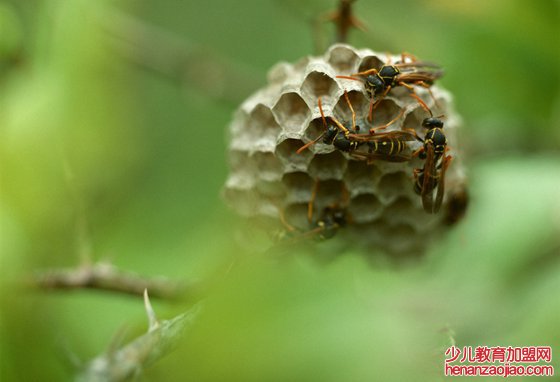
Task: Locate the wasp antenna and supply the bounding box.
[400,51,418,63]
[367,97,375,123]
[336,75,363,83]
[408,92,432,116]
[343,90,357,132]
[307,180,320,223]
[331,115,350,134]
[351,68,378,76]
[296,134,324,154]
[384,51,393,65]
[318,97,327,127]
[426,86,440,110]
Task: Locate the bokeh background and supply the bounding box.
[1,0,558,381]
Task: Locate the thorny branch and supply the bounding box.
[75,291,202,382]
[328,0,365,43]
[33,262,185,300]
[44,3,367,381]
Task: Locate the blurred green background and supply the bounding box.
[1,0,559,381]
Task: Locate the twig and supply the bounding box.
[75,293,202,382]
[327,0,366,43]
[33,262,185,300]
[93,6,261,104]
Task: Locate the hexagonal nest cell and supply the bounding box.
[223,43,467,261]
[272,92,311,134]
[300,71,340,102]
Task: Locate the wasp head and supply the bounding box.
[331,209,347,227]
[422,117,444,129]
[365,74,385,97]
[323,125,339,145]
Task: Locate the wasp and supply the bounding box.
[297,91,416,160]
[278,187,348,243]
[297,91,402,153]
[274,205,348,247]
[336,53,444,122]
[412,116,452,214]
[346,129,421,164]
[310,205,348,240]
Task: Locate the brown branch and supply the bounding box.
[33,262,185,300]
[327,0,366,43]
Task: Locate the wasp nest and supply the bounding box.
[223,44,467,260]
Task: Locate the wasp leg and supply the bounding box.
[411,146,424,158]
[307,179,320,223]
[343,90,357,132]
[400,51,418,64]
[335,75,362,82]
[369,108,405,134]
[331,115,351,135]
[322,96,350,135]
[318,97,328,126]
[403,127,422,140]
[298,97,330,154]
[296,134,324,154]
[416,80,440,110]
[367,97,375,123]
[384,52,393,65]
[373,85,393,109]
[408,92,431,114]
[399,82,432,114]
[368,85,393,123]
[279,207,297,233]
[320,94,350,136]
[351,68,378,77]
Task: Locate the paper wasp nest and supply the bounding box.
[223,44,467,260]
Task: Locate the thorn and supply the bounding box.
[143,289,159,332]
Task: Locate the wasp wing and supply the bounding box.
[397,70,445,83]
[396,61,442,70]
[433,154,452,214]
[350,151,412,163]
[347,130,419,143]
[421,144,438,213]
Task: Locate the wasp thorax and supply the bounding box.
[378,65,400,86]
[334,135,358,152]
[427,128,446,144]
[379,65,399,77]
[223,44,466,260]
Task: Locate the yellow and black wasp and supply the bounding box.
[336,53,444,122]
[275,178,351,244]
[413,116,453,214]
[297,91,418,162]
